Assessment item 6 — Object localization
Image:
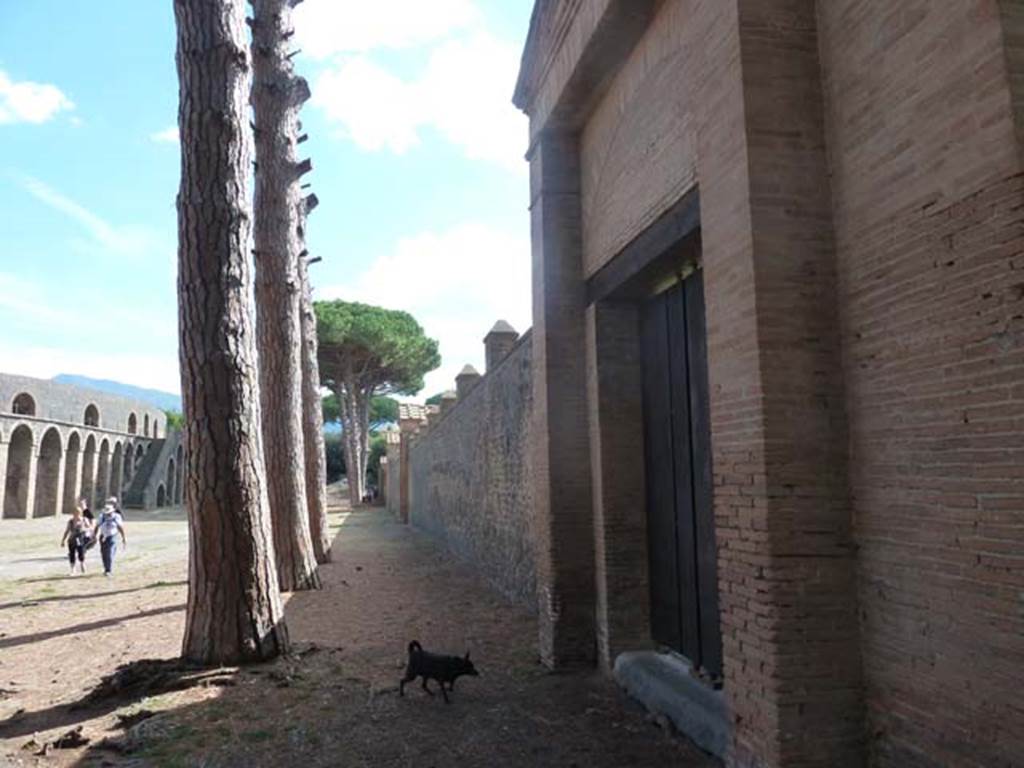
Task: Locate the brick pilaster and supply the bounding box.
[529,130,596,667]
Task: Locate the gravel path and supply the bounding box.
[0,498,716,767]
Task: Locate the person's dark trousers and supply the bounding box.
[100,536,117,574]
[67,539,85,566]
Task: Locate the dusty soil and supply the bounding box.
[0,492,716,767]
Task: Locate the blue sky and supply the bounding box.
[0,0,533,398]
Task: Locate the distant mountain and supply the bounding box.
[52,374,182,412]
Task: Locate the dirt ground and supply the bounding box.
[0,491,717,767]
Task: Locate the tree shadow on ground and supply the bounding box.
[0,580,186,611]
[0,657,236,743]
[65,507,717,768]
[0,604,184,652]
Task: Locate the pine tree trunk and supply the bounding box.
[298,254,331,563]
[339,381,366,505]
[357,389,372,498]
[174,0,288,665]
[251,0,320,591]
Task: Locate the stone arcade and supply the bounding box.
[387,2,1024,767]
[0,374,184,518]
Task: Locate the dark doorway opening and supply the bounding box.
[640,270,722,680]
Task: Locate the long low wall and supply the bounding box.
[407,331,535,606]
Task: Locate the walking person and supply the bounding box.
[96,502,127,578]
[78,497,94,523]
[61,505,93,575]
[106,496,124,521]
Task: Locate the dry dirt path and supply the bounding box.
[0,499,716,767]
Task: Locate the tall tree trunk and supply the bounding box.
[251,0,320,591]
[298,253,331,563]
[339,380,366,505]
[357,388,372,498]
[174,0,288,664]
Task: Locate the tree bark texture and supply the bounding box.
[174,0,288,665]
[251,0,320,591]
[298,254,331,563]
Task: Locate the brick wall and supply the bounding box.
[818,2,1024,765]
[407,332,536,606]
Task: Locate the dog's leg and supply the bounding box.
[441,682,450,704]
[399,672,415,697]
[421,678,435,696]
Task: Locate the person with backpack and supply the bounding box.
[95,502,127,577]
[60,505,93,575]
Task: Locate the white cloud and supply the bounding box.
[294,0,481,58]
[310,31,526,172]
[150,126,179,144]
[0,70,74,125]
[319,221,531,397]
[313,58,422,153]
[21,176,158,259]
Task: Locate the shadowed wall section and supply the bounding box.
[407,332,536,606]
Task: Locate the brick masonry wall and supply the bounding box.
[385,443,400,518]
[818,3,1024,765]
[407,333,536,606]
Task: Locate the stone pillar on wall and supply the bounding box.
[484,320,520,372]
[384,429,401,518]
[439,390,457,418]
[585,301,651,669]
[68,452,82,513]
[455,365,481,400]
[23,440,38,520]
[0,438,8,518]
[528,130,595,668]
[397,412,422,524]
[53,449,67,518]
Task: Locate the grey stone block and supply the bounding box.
[613,650,731,759]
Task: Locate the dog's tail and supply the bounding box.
[408,640,422,655]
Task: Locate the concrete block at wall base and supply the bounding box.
[613,650,731,760]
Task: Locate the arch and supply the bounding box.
[33,427,62,517]
[144,414,150,437]
[174,444,184,505]
[153,420,160,439]
[62,432,82,514]
[80,434,97,509]
[134,443,145,470]
[4,425,34,518]
[109,442,124,500]
[84,404,100,427]
[156,483,166,508]
[95,438,111,504]
[11,392,36,416]
[127,413,138,435]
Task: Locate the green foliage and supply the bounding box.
[321,394,341,425]
[323,394,399,430]
[315,300,440,396]
[164,410,184,431]
[324,434,346,482]
[425,392,444,407]
[370,395,399,428]
[366,433,388,489]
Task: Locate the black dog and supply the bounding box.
[399,640,479,703]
